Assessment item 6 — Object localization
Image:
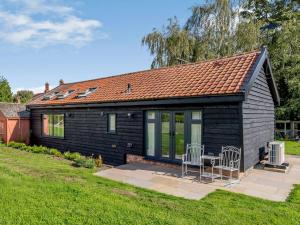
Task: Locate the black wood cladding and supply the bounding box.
[242,67,275,170]
[30,103,243,167]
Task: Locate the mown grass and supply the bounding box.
[285,140,300,156]
[0,147,300,225]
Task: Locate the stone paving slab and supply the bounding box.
[95,155,300,201]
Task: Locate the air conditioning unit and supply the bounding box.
[268,141,285,165]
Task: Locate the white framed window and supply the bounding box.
[108,114,116,133]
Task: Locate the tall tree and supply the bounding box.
[186,0,237,58]
[13,90,34,104]
[0,76,13,103]
[142,18,195,68]
[240,0,300,120]
[142,0,300,120]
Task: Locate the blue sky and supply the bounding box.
[0,0,199,93]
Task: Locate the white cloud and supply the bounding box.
[0,0,104,48]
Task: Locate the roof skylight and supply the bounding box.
[77,87,97,98]
[42,92,59,100]
[57,90,75,99]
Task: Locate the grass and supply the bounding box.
[284,140,300,156]
[0,147,300,225]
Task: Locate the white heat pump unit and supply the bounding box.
[268,141,285,165]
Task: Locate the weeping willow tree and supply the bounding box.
[142,0,300,120]
[142,17,196,68]
[142,0,239,68]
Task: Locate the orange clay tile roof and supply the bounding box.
[28,50,261,106]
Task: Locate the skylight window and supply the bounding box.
[57,90,75,99]
[42,92,59,100]
[77,87,97,98]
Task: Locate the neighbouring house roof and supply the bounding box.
[27,48,279,108]
[0,103,30,118]
[32,93,44,101]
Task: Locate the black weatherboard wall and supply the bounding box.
[31,107,144,165]
[242,66,275,170]
[30,103,243,167]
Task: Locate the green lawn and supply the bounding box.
[0,147,300,225]
[285,140,300,156]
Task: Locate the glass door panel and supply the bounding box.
[191,124,201,144]
[161,112,170,158]
[146,123,155,156]
[175,112,185,159]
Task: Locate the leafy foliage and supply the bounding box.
[0,76,13,102]
[142,0,300,120]
[13,90,34,104]
[7,142,97,169]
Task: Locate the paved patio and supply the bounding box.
[95,155,300,201]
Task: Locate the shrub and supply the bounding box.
[84,158,95,169]
[48,148,62,157]
[64,151,82,161]
[73,157,95,169]
[31,145,48,154]
[8,142,26,149]
[7,142,95,169]
[73,157,85,167]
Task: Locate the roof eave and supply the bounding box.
[27,93,245,109]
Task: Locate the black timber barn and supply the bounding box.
[28,48,279,172]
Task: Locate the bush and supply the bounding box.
[64,151,82,161]
[73,157,85,167]
[73,157,95,169]
[48,148,62,157]
[7,142,95,169]
[31,145,48,154]
[84,158,96,169]
[8,142,26,149]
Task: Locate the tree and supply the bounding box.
[240,0,300,120]
[142,0,300,120]
[142,0,238,68]
[142,17,195,68]
[13,90,34,104]
[0,76,13,103]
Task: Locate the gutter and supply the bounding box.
[27,94,245,109]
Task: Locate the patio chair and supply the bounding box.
[182,144,204,180]
[215,146,241,186]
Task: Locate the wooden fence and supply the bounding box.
[275,120,300,139]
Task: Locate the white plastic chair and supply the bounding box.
[182,144,204,181]
[215,146,241,186]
